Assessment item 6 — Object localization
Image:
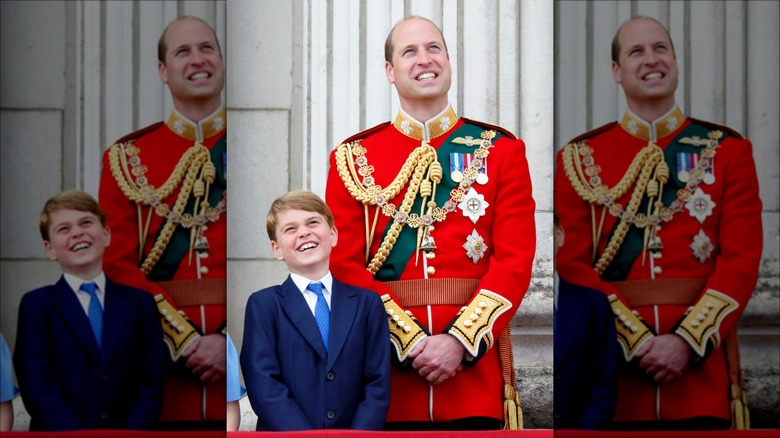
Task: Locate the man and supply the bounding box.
[98,16,227,429]
[325,16,536,430]
[555,16,762,430]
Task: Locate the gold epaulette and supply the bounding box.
[609,294,654,361]
[675,289,738,357]
[382,294,426,362]
[155,294,201,360]
[448,289,512,358]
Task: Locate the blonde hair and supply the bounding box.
[266,190,335,241]
[40,190,107,241]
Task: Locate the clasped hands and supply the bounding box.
[181,333,227,384]
[635,333,692,384]
[408,333,465,385]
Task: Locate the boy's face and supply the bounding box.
[271,208,337,280]
[44,209,111,279]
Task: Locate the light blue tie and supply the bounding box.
[81,282,103,348]
[307,282,329,352]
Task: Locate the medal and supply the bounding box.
[476,156,488,184]
[685,187,716,223]
[458,187,489,224]
[690,229,714,263]
[450,153,464,183]
[463,229,488,263]
[677,152,694,183]
[703,158,715,184]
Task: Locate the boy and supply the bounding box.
[13,190,163,430]
[240,190,390,431]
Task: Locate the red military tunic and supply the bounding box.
[555,106,762,423]
[326,105,536,424]
[99,107,227,423]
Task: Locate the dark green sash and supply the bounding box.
[375,124,500,281]
[600,123,724,281]
[147,134,227,281]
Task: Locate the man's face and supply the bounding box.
[611,18,678,111]
[44,209,111,278]
[158,18,224,109]
[385,18,452,113]
[271,209,337,279]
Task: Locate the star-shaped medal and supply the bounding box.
[690,229,715,263]
[463,229,488,263]
[685,187,716,224]
[458,187,489,224]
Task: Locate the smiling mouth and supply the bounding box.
[190,72,211,80]
[298,242,318,252]
[643,72,664,80]
[416,72,437,81]
[71,242,91,252]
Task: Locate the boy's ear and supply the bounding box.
[270,240,284,261]
[103,225,112,248]
[43,240,57,261]
[330,225,338,247]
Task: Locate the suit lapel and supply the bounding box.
[278,276,328,360]
[326,279,357,370]
[52,276,100,359]
[99,279,132,368]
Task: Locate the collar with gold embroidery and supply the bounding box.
[393,105,458,142]
[620,105,684,142]
[166,106,226,142]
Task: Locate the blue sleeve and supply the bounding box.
[0,333,19,402]
[226,332,246,402]
[349,292,391,430]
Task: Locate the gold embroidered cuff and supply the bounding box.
[448,289,512,358]
[155,294,201,361]
[675,289,738,357]
[382,294,426,362]
[609,294,654,361]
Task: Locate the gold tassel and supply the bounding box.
[730,384,750,430]
[502,384,523,430]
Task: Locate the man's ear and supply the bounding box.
[385,61,395,85]
[611,61,622,85]
[158,60,169,85]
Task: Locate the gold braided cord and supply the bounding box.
[335,142,430,204]
[108,141,223,275]
[563,129,724,275]
[140,148,208,274]
[593,146,663,274]
[108,142,199,203]
[562,142,647,204]
[336,130,497,276]
[366,146,434,275]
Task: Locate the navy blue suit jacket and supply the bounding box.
[14,276,163,430]
[241,275,390,431]
[553,276,617,430]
